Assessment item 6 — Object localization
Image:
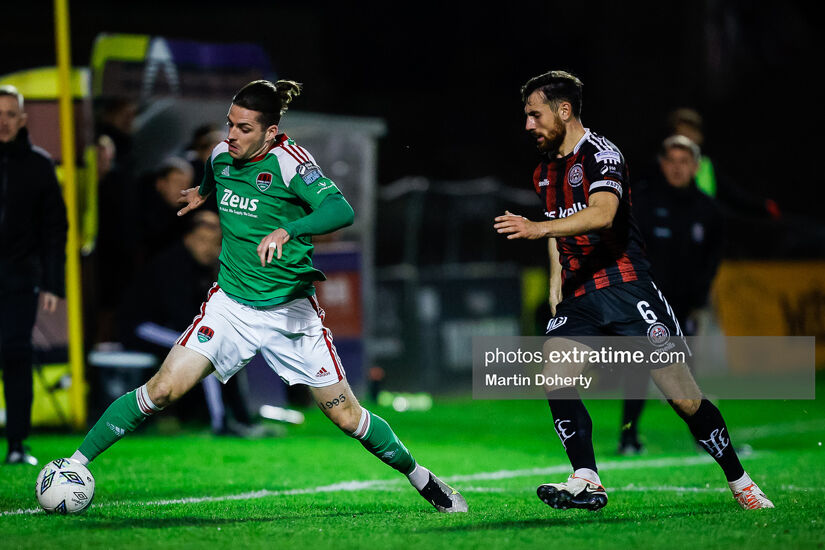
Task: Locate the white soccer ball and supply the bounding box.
[35,458,95,514]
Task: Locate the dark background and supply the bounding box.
[5,1,823,218]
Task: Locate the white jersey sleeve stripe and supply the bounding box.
[210,141,230,166]
[278,145,304,165]
[274,142,321,187]
[287,144,309,163]
[589,179,623,197]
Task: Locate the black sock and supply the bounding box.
[680,399,745,482]
[547,387,597,472]
[621,400,645,444]
[621,367,648,444]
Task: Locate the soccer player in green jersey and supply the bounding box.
[68,80,467,513]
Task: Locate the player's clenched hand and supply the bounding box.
[257,228,291,266]
[177,187,208,216]
[494,210,544,240]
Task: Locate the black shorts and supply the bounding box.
[544,280,690,364]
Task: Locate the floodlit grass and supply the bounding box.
[2,375,823,549]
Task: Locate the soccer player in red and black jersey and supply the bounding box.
[494,70,773,512]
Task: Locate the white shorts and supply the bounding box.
[175,284,345,387]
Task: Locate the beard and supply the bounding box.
[535,114,566,154]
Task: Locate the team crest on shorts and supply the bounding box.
[197,326,215,343]
[567,164,584,187]
[647,322,670,346]
[255,172,273,191]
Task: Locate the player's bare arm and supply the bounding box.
[493,191,619,239]
[547,238,563,315]
[177,187,212,216]
[256,228,291,266]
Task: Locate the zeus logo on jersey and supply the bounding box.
[545,202,587,219]
[220,189,259,212]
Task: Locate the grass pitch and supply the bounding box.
[1,375,823,549]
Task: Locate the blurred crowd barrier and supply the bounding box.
[713,261,825,367]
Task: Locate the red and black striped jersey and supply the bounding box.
[533,129,651,299]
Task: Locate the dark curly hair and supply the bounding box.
[232,79,303,128]
[520,71,583,119]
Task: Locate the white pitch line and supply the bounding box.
[445,453,737,483]
[736,419,825,441]
[462,485,822,494]
[611,484,822,493]
[0,453,767,518]
[611,485,727,493]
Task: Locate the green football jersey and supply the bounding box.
[198,134,342,307]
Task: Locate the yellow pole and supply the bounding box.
[54,0,86,430]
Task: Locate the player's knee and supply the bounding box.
[671,398,701,417]
[146,377,178,408]
[331,403,362,435]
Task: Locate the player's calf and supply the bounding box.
[349,406,468,512]
[673,398,745,482]
[71,345,214,465]
[312,381,467,512]
[314,384,363,434]
[670,398,700,416]
[71,384,164,465]
[671,398,775,509]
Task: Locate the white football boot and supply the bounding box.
[732,481,775,510]
[416,472,469,513]
[537,474,607,511]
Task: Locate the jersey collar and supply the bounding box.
[572,128,591,155]
[546,128,592,161]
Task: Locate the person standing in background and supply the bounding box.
[0,85,68,465]
[665,108,781,220]
[617,134,724,454]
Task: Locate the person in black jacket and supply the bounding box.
[618,134,724,454]
[635,135,724,333]
[0,86,68,465]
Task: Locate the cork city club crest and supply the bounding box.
[197,326,215,343]
[256,172,273,191]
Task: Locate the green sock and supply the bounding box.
[352,409,416,475]
[76,386,160,463]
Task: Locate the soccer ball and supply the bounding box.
[35,458,95,514]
